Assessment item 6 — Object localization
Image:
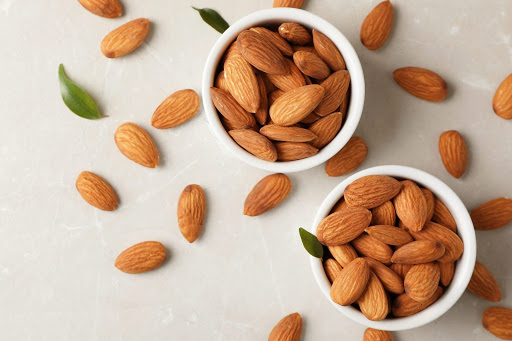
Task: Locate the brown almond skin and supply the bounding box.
[482,307,512,340]
[328,244,358,267]
[78,0,122,18]
[360,1,394,50]
[390,263,413,280]
[365,225,413,246]
[422,188,435,221]
[315,70,351,116]
[332,198,350,215]
[237,30,288,75]
[493,73,512,119]
[467,261,502,302]
[275,142,318,161]
[101,18,150,58]
[293,51,331,80]
[255,73,269,125]
[250,27,294,56]
[316,207,372,246]
[331,258,370,305]
[260,125,317,142]
[439,130,468,178]
[470,197,512,231]
[177,185,206,243]
[393,67,448,102]
[215,71,230,92]
[268,312,302,341]
[270,84,325,126]
[433,198,457,232]
[404,262,441,303]
[225,53,261,113]
[267,59,306,92]
[439,261,455,286]
[76,171,118,211]
[364,257,404,294]
[273,0,304,8]
[392,286,443,317]
[312,30,346,71]
[357,272,389,321]
[268,89,286,107]
[278,23,312,45]
[210,87,256,129]
[115,241,166,274]
[244,174,292,216]
[151,89,200,129]
[391,240,445,264]
[344,175,402,209]
[325,136,368,177]
[352,233,393,264]
[323,258,343,283]
[393,180,428,232]
[363,328,393,341]
[371,201,396,226]
[409,221,464,263]
[229,129,278,162]
[115,122,159,168]
[309,112,343,149]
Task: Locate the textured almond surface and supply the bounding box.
[268,89,286,106]
[255,73,269,125]
[244,174,291,216]
[225,53,261,113]
[482,307,512,340]
[390,263,413,279]
[422,188,435,221]
[365,225,413,246]
[267,59,306,92]
[467,261,502,302]
[439,130,468,178]
[316,207,372,246]
[357,272,389,321]
[391,240,445,264]
[312,30,346,71]
[392,286,443,317]
[393,180,428,232]
[278,23,311,45]
[363,328,393,341]
[470,197,512,230]
[237,30,288,76]
[309,112,343,148]
[325,136,368,177]
[229,129,277,162]
[272,0,304,8]
[269,85,325,126]
[328,244,358,267]
[215,71,230,92]
[393,67,448,102]
[315,70,351,116]
[78,0,122,18]
[432,198,457,232]
[493,73,512,119]
[360,1,394,50]
[76,171,118,211]
[331,197,349,213]
[115,241,166,274]
[250,27,294,56]
[293,51,331,80]
[365,257,404,294]
[331,258,370,305]
[352,233,393,264]
[101,18,150,58]
[177,185,206,243]
[268,312,303,341]
[210,87,256,129]
[275,142,318,161]
[260,125,317,142]
[114,122,159,168]
[151,89,200,129]
[439,261,455,286]
[344,175,402,209]
[323,258,342,283]
[410,221,464,263]
[370,201,395,226]
[404,262,441,302]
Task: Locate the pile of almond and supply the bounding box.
[210,23,350,162]
[317,175,464,320]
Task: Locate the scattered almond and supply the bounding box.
[482,307,512,340]
[467,261,502,302]
[393,67,448,102]
[360,1,394,50]
[493,73,512,119]
[151,89,200,129]
[78,0,122,18]
[439,130,468,178]
[177,184,206,243]
[363,328,393,341]
[268,312,303,341]
[76,171,118,211]
[272,0,304,8]
[325,136,368,177]
[244,174,292,216]
[470,197,512,231]
[101,18,150,58]
[115,241,166,274]
[114,122,159,168]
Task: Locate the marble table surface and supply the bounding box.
[1,0,511,339]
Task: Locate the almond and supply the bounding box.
[404,262,440,302]
[409,221,464,263]
[250,27,294,56]
[114,122,159,168]
[268,89,286,106]
[76,171,118,211]
[210,87,256,129]
[300,112,321,124]
[467,261,502,302]
[273,0,304,8]
[352,233,393,264]
[260,125,317,142]
[244,173,292,216]
[78,0,122,18]
[215,71,230,92]
[328,244,358,267]
[357,272,389,321]
[177,184,206,243]
[101,18,150,58]
[393,180,428,232]
[438,130,468,178]
[393,67,448,102]
[392,286,443,317]
[315,70,351,116]
[308,112,343,148]
[371,201,396,226]
[331,258,370,305]
[312,30,346,71]
[269,85,325,126]
[323,258,343,283]
[493,73,512,119]
[229,129,278,162]
[439,261,455,286]
[344,175,402,209]
[268,312,303,341]
[292,45,319,56]
[360,1,394,50]
[261,73,277,94]
[267,59,306,91]
[325,136,368,177]
[115,241,166,274]
[331,197,349,214]
[237,30,288,75]
[225,53,261,113]
[422,188,435,221]
[222,42,241,65]
[363,328,393,341]
[482,307,512,340]
[365,225,413,246]
[278,23,311,45]
[470,197,512,231]
[365,257,404,294]
[316,206,372,246]
[254,73,269,125]
[151,89,200,129]
[293,51,331,80]
[390,263,413,280]
[432,198,457,232]
[391,240,445,264]
[275,142,318,161]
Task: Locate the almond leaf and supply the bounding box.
[299,227,324,258]
[192,7,229,34]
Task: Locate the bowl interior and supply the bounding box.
[310,165,476,331]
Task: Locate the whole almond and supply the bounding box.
[316,206,372,246]
[292,45,319,56]
[324,258,343,283]
[225,53,261,113]
[255,73,269,125]
[210,87,256,129]
[365,257,404,294]
[76,171,118,211]
[344,175,402,209]
[470,197,512,231]
[482,307,512,340]
[357,272,389,321]
[493,73,512,119]
[409,221,464,263]
[325,136,368,177]
[392,286,443,317]
[315,70,351,116]
[393,67,448,102]
[352,233,393,264]
[312,30,346,71]
[268,312,302,341]
[331,258,370,305]
[371,201,396,226]
[404,262,441,302]
[275,142,318,161]
[363,328,393,341]
[467,261,502,302]
[260,125,317,142]
[115,241,166,274]
[390,263,413,280]
[115,122,159,168]
[439,261,455,286]
[177,184,206,243]
[229,129,278,162]
[439,130,468,178]
[278,23,312,45]
[328,244,358,267]
[422,188,435,221]
[309,112,343,148]
[215,71,230,92]
[331,197,349,214]
[393,180,428,232]
[270,85,325,126]
[273,0,304,8]
[244,173,292,216]
[391,240,445,264]
[222,42,240,65]
[237,30,288,75]
[268,89,286,106]
[78,0,122,18]
[250,27,294,56]
[360,1,394,50]
[365,225,413,246]
[267,59,306,91]
[293,51,331,80]
[101,18,150,58]
[432,198,457,232]
[151,89,200,129]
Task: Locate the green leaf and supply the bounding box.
[58,64,103,120]
[192,7,229,34]
[299,228,324,258]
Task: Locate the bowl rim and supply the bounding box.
[201,8,365,173]
[309,165,477,331]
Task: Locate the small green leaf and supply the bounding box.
[299,228,324,258]
[58,64,103,120]
[192,7,229,34]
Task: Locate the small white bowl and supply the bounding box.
[202,8,365,173]
[310,165,477,331]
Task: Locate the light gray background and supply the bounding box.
[1,0,511,340]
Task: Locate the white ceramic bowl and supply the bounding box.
[202,8,365,173]
[310,165,477,331]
